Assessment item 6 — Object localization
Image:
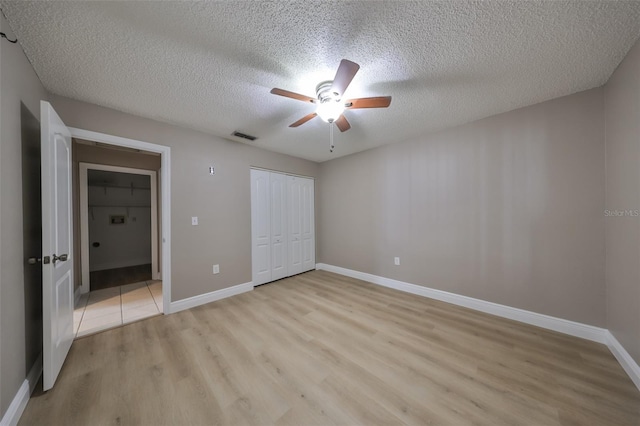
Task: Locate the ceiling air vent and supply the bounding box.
[232,131,257,141]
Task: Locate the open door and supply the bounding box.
[41,101,74,391]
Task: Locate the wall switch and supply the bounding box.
[394,257,400,266]
[213,264,220,274]
[191,216,198,226]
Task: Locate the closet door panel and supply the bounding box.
[251,169,271,285]
[288,176,303,275]
[270,172,288,281]
[301,178,315,272]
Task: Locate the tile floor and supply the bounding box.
[74,280,163,338]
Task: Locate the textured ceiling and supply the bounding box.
[2,1,640,162]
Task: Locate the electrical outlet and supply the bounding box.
[192,216,198,226]
[394,257,400,266]
[213,264,220,274]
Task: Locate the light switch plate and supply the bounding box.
[394,257,400,266]
[213,264,220,274]
[192,216,198,226]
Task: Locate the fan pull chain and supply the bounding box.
[329,123,335,153]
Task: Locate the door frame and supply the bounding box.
[69,127,172,314]
[79,163,159,294]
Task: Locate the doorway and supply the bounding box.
[79,164,160,292]
[73,165,162,337]
[86,170,154,290]
[68,131,171,338]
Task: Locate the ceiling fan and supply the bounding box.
[270,59,392,133]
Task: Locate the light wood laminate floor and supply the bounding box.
[20,270,640,425]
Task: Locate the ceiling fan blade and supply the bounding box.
[290,112,317,127]
[271,88,316,103]
[334,115,351,132]
[331,59,360,96]
[346,96,392,109]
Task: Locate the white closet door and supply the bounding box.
[300,178,315,272]
[288,176,304,275]
[252,169,314,285]
[270,172,288,281]
[251,169,271,285]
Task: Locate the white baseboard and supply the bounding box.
[315,263,607,344]
[606,331,640,391]
[169,281,253,313]
[0,353,42,426]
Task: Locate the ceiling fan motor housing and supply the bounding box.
[315,80,344,123]
[316,81,340,102]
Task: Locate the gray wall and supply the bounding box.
[605,38,640,364]
[318,88,606,327]
[88,183,152,271]
[0,13,48,418]
[49,95,320,302]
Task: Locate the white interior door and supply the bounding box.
[301,178,315,272]
[251,169,271,285]
[288,176,303,276]
[41,101,74,391]
[270,172,288,281]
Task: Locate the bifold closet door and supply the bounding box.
[252,169,315,286]
[251,169,271,285]
[288,176,315,275]
[300,177,315,272]
[270,172,288,281]
[288,176,303,276]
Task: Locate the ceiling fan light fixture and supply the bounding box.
[270,59,390,131]
[316,99,345,123]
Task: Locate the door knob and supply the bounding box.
[27,257,42,265]
[52,253,68,263]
